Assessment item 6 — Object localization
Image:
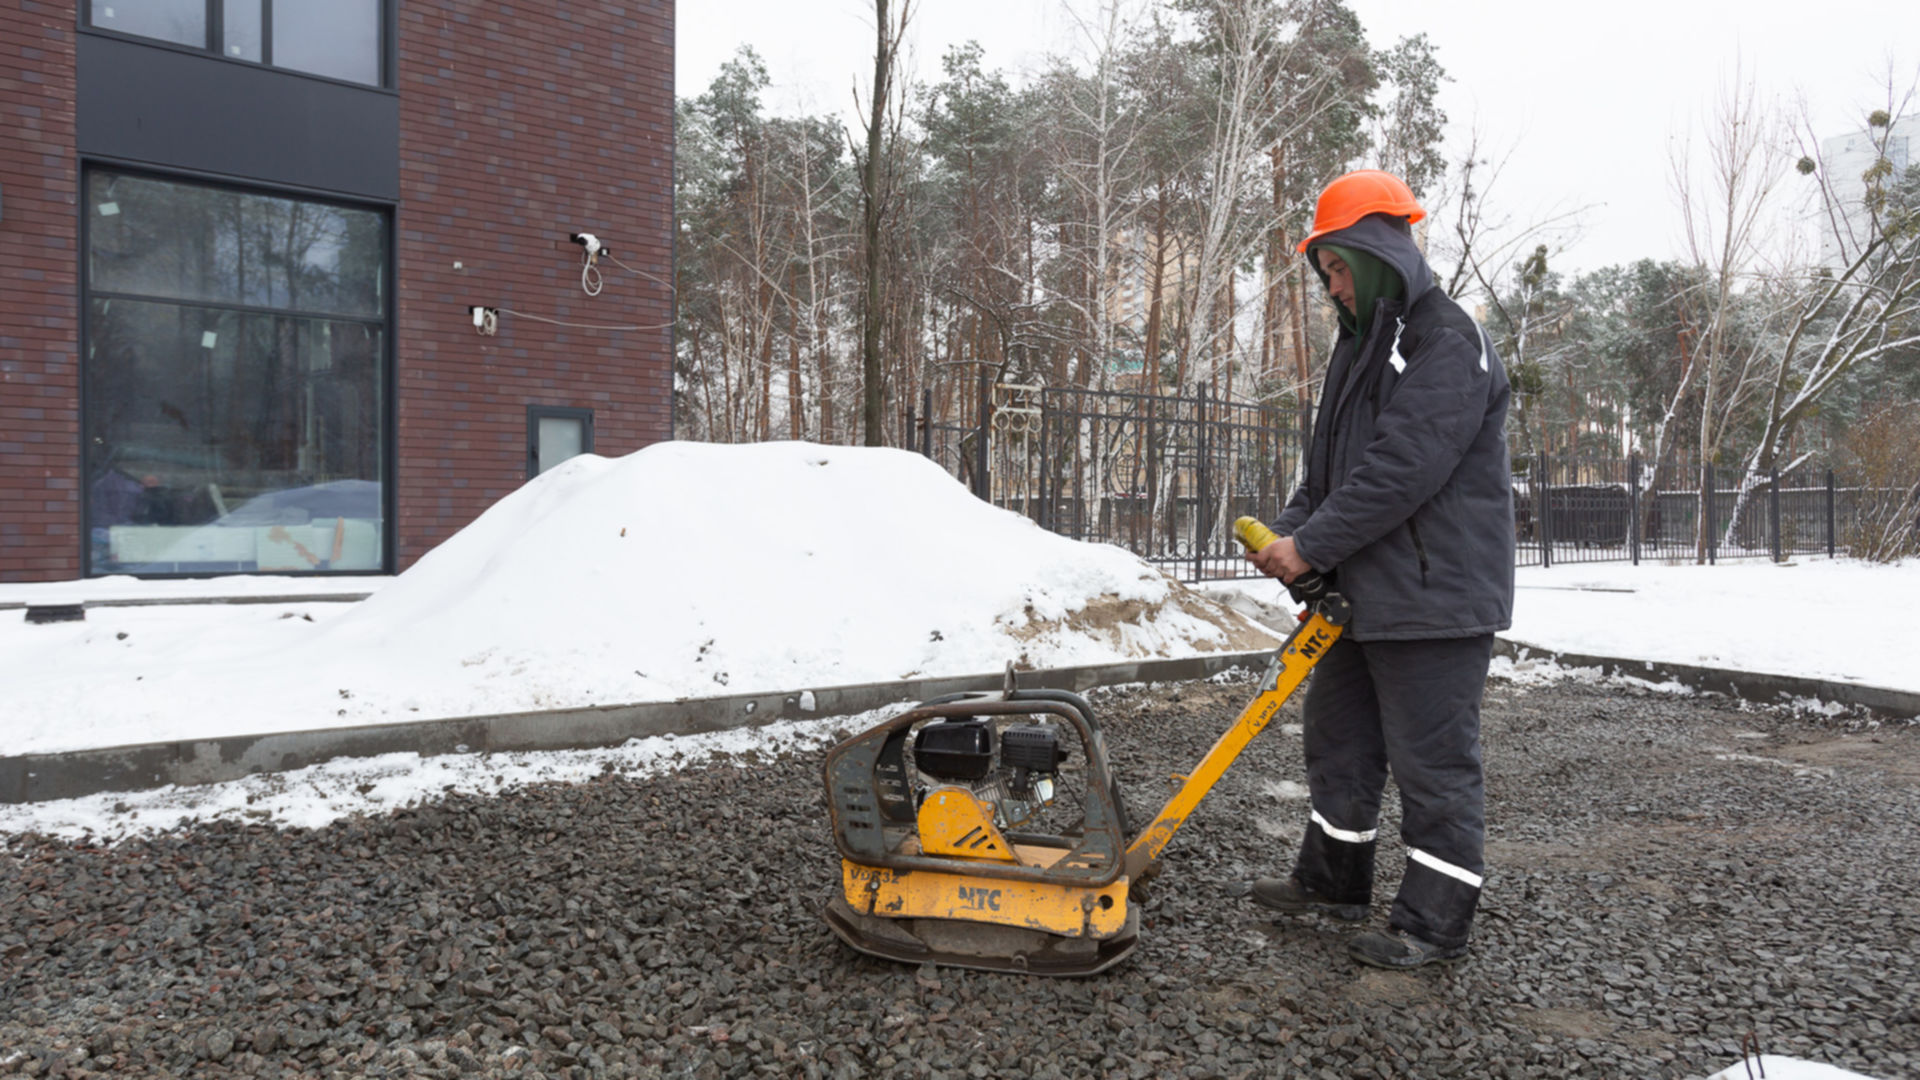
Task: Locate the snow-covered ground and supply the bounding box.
[0,572,385,606]
[0,443,1276,758]
[1211,559,1919,695]
[1704,1056,1880,1080]
[1509,560,1912,690]
[0,705,884,843]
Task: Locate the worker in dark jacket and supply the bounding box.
[1244,169,1514,969]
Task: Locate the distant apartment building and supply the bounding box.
[1817,114,1916,268]
[1,1,675,583]
[1105,227,1200,344]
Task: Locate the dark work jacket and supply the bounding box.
[1273,214,1515,641]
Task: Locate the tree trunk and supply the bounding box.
[788,287,803,441]
[1144,186,1169,394]
[1291,261,1312,437]
[859,0,893,447]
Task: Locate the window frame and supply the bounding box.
[527,406,596,480]
[79,0,397,92]
[78,160,398,578]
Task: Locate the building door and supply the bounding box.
[527,406,594,478]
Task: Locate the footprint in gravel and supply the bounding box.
[1260,779,1308,800]
[1252,815,1297,840]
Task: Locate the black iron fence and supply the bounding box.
[912,378,1303,581]
[1515,455,1903,568]
[910,382,1914,580]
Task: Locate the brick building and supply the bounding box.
[0,0,675,582]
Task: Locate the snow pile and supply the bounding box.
[1,442,1276,756]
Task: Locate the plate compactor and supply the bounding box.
[822,518,1348,976]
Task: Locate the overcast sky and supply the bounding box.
[677,1,1916,276]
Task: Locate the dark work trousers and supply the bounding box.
[1289,633,1494,949]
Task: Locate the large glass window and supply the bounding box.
[273,0,382,86]
[85,170,389,575]
[88,0,205,48]
[85,1,387,88]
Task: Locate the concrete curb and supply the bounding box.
[0,650,1277,805]
[1,594,372,612]
[1493,638,1920,721]
[16,638,1908,807]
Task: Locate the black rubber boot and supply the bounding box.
[1348,929,1469,969]
[1249,877,1369,921]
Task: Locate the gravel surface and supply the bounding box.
[4,674,1917,1079]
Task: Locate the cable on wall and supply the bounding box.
[465,229,670,335]
[605,250,676,295]
[467,304,668,335]
[496,307,671,332]
[571,232,606,297]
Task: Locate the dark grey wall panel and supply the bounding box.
[77,33,398,201]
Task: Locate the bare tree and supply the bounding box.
[1427,126,1589,458]
[1178,0,1334,398]
[1668,64,1789,559]
[856,0,914,446]
[1044,0,1156,393]
[1430,125,1587,304]
[1670,75,1920,554]
[1735,88,1920,487]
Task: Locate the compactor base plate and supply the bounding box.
[824,894,1139,978]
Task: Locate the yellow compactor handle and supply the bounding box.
[1233,516,1280,552]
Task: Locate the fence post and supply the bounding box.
[1769,468,1783,563]
[1070,394,1083,540]
[1826,469,1837,558]
[1628,452,1642,566]
[920,389,933,459]
[1144,402,1158,555]
[1538,452,1553,569]
[904,401,915,455]
[1704,464,1717,565]
[975,367,991,503]
[1194,384,1210,583]
[1036,390,1051,532]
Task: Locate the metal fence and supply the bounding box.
[913,378,1302,581]
[912,382,1913,580]
[1514,455,1899,569]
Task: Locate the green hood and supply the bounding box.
[1314,242,1404,336]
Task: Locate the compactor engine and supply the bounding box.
[912,718,1068,830]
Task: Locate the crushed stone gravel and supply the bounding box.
[3,674,1916,1079]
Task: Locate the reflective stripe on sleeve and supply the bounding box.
[1409,848,1484,890]
[1310,809,1378,845]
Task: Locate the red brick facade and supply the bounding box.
[0,1,674,581]
[393,1,675,565]
[0,1,81,581]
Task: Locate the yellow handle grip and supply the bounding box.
[1233,516,1280,552]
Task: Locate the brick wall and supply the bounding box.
[0,1,79,582]
[0,1,674,581]
[394,0,676,567]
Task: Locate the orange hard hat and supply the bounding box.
[1296,169,1425,253]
